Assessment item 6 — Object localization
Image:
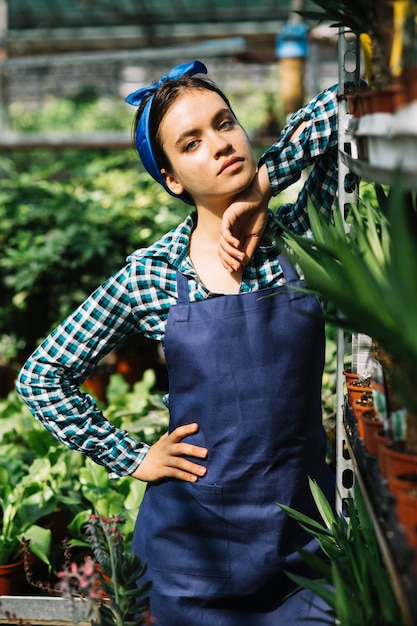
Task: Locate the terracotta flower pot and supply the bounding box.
[403,524,417,573]
[343,369,359,384]
[384,445,417,493]
[0,559,24,595]
[389,471,417,497]
[353,400,375,438]
[374,429,393,477]
[347,381,372,408]
[362,84,406,114]
[396,488,417,545]
[345,94,362,119]
[402,64,417,103]
[361,412,382,457]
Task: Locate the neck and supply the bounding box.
[193,199,229,243]
[194,211,221,244]
[189,205,243,294]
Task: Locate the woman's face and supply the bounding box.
[158,89,257,209]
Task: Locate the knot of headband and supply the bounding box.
[125,60,208,205]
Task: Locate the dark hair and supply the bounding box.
[133,74,234,175]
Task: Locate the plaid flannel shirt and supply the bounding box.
[16,84,339,478]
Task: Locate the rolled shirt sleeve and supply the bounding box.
[16,268,150,479]
[260,84,339,235]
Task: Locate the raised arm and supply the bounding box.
[219,84,339,271]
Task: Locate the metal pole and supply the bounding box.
[335,27,360,515]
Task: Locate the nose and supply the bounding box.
[211,131,232,157]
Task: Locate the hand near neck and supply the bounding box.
[218,164,271,272]
[189,212,243,294]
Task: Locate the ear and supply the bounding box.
[161,169,185,196]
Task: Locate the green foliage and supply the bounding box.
[277,182,417,416]
[278,479,405,626]
[0,149,188,355]
[85,514,151,626]
[297,0,374,34]
[0,455,57,566]
[0,370,168,568]
[67,460,146,554]
[69,370,167,551]
[105,370,169,442]
[10,97,129,133]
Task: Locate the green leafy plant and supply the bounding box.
[104,370,169,442]
[278,479,404,626]
[0,369,168,573]
[0,456,57,566]
[299,0,394,86]
[277,182,417,450]
[58,514,152,626]
[299,0,373,35]
[0,149,188,357]
[67,459,146,555]
[10,96,129,134]
[68,371,168,551]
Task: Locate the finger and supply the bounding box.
[221,229,241,250]
[219,233,245,258]
[218,247,244,273]
[168,424,208,455]
[169,422,199,442]
[241,235,262,263]
[173,442,208,460]
[218,236,245,271]
[220,214,241,248]
[166,458,207,482]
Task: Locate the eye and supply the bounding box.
[184,139,199,152]
[219,118,234,131]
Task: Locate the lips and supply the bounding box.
[218,157,244,175]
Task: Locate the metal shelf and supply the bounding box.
[340,150,417,190]
[344,404,417,626]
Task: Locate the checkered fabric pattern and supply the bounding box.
[16,85,339,478]
[259,83,339,235]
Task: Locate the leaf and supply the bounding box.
[20,525,52,567]
[296,547,332,582]
[67,509,93,542]
[308,478,338,531]
[79,460,111,503]
[284,571,336,611]
[277,503,331,538]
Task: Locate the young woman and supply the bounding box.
[16,61,339,625]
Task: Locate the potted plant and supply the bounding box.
[0,151,188,379]
[0,455,58,593]
[276,182,417,555]
[26,514,152,626]
[278,478,405,625]
[300,0,397,85]
[277,181,417,443]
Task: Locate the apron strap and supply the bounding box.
[176,271,190,304]
[278,252,300,283]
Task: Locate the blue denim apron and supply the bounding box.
[132,254,334,625]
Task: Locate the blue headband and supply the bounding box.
[125,60,208,205]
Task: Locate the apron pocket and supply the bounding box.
[147,480,230,578]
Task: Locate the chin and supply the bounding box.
[236,173,256,195]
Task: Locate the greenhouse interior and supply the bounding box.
[1,1,417,625]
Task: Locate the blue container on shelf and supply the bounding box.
[276,23,308,59]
